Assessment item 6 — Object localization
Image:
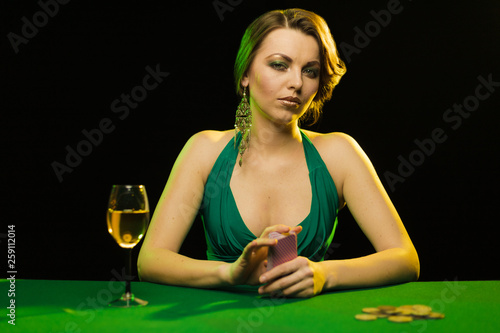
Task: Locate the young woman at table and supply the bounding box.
[138,8,419,298]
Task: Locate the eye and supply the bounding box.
[303,67,319,78]
[270,61,288,71]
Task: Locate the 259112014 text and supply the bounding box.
[7,225,16,326]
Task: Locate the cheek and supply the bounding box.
[305,80,320,100]
[251,71,278,98]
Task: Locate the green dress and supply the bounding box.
[200,130,339,263]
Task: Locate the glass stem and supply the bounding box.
[125,248,132,295]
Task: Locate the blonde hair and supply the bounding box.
[234,8,346,125]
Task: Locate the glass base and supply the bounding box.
[108,292,148,308]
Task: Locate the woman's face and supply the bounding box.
[242,28,321,126]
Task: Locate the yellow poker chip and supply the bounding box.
[427,312,445,319]
[362,307,381,314]
[355,314,378,321]
[388,315,413,323]
[355,304,444,323]
[411,304,432,316]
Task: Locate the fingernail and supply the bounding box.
[260,275,267,283]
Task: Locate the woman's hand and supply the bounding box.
[224,225,302,286]
[257,256,327,298]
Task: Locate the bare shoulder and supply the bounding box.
[301,130,363,160]
[188,129,234,149]
[301,130,371,200]
[181,129,234,178]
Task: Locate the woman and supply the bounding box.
[138,8,419,298]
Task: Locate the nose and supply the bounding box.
[288,68,303,91]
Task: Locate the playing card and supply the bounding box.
[267,231,297,270]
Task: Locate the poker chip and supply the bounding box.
[411,304,433,316]
[355,314,378,321]
[377,305,397,313]
[427,312,446,319]
[354,304,445,323]
[388,315,413,323]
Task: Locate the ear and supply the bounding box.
[241,74,249,89]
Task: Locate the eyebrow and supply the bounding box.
[265,53,320,67]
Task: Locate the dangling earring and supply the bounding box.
[234,86,251,166]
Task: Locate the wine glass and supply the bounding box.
[107,184,150,307]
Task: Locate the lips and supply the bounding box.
[278,96,302,106]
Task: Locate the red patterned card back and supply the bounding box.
[267,231,297,270]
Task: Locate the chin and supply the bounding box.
[259,105,304,126]
[272,116,298,127]
[275,109,304,125]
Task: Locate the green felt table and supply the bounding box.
[2,279,499,332]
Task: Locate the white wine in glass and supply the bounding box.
[107,185,150,307]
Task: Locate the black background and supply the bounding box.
[2,0,499,283]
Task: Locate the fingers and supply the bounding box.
[261,256,309,282]
[258,257,316,298]
[245,238,277,252]
[244,224,302,262]
[230,238,277,286]
[259,224,303,238]
[282,278,316,298]
[241,238,277,262]
[291,225,303,235]
[259,224,291,238]
[258,270,299,296]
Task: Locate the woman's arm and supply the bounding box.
[137,131,231,288]
[321,132,419,290]
[258,133,419,297]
